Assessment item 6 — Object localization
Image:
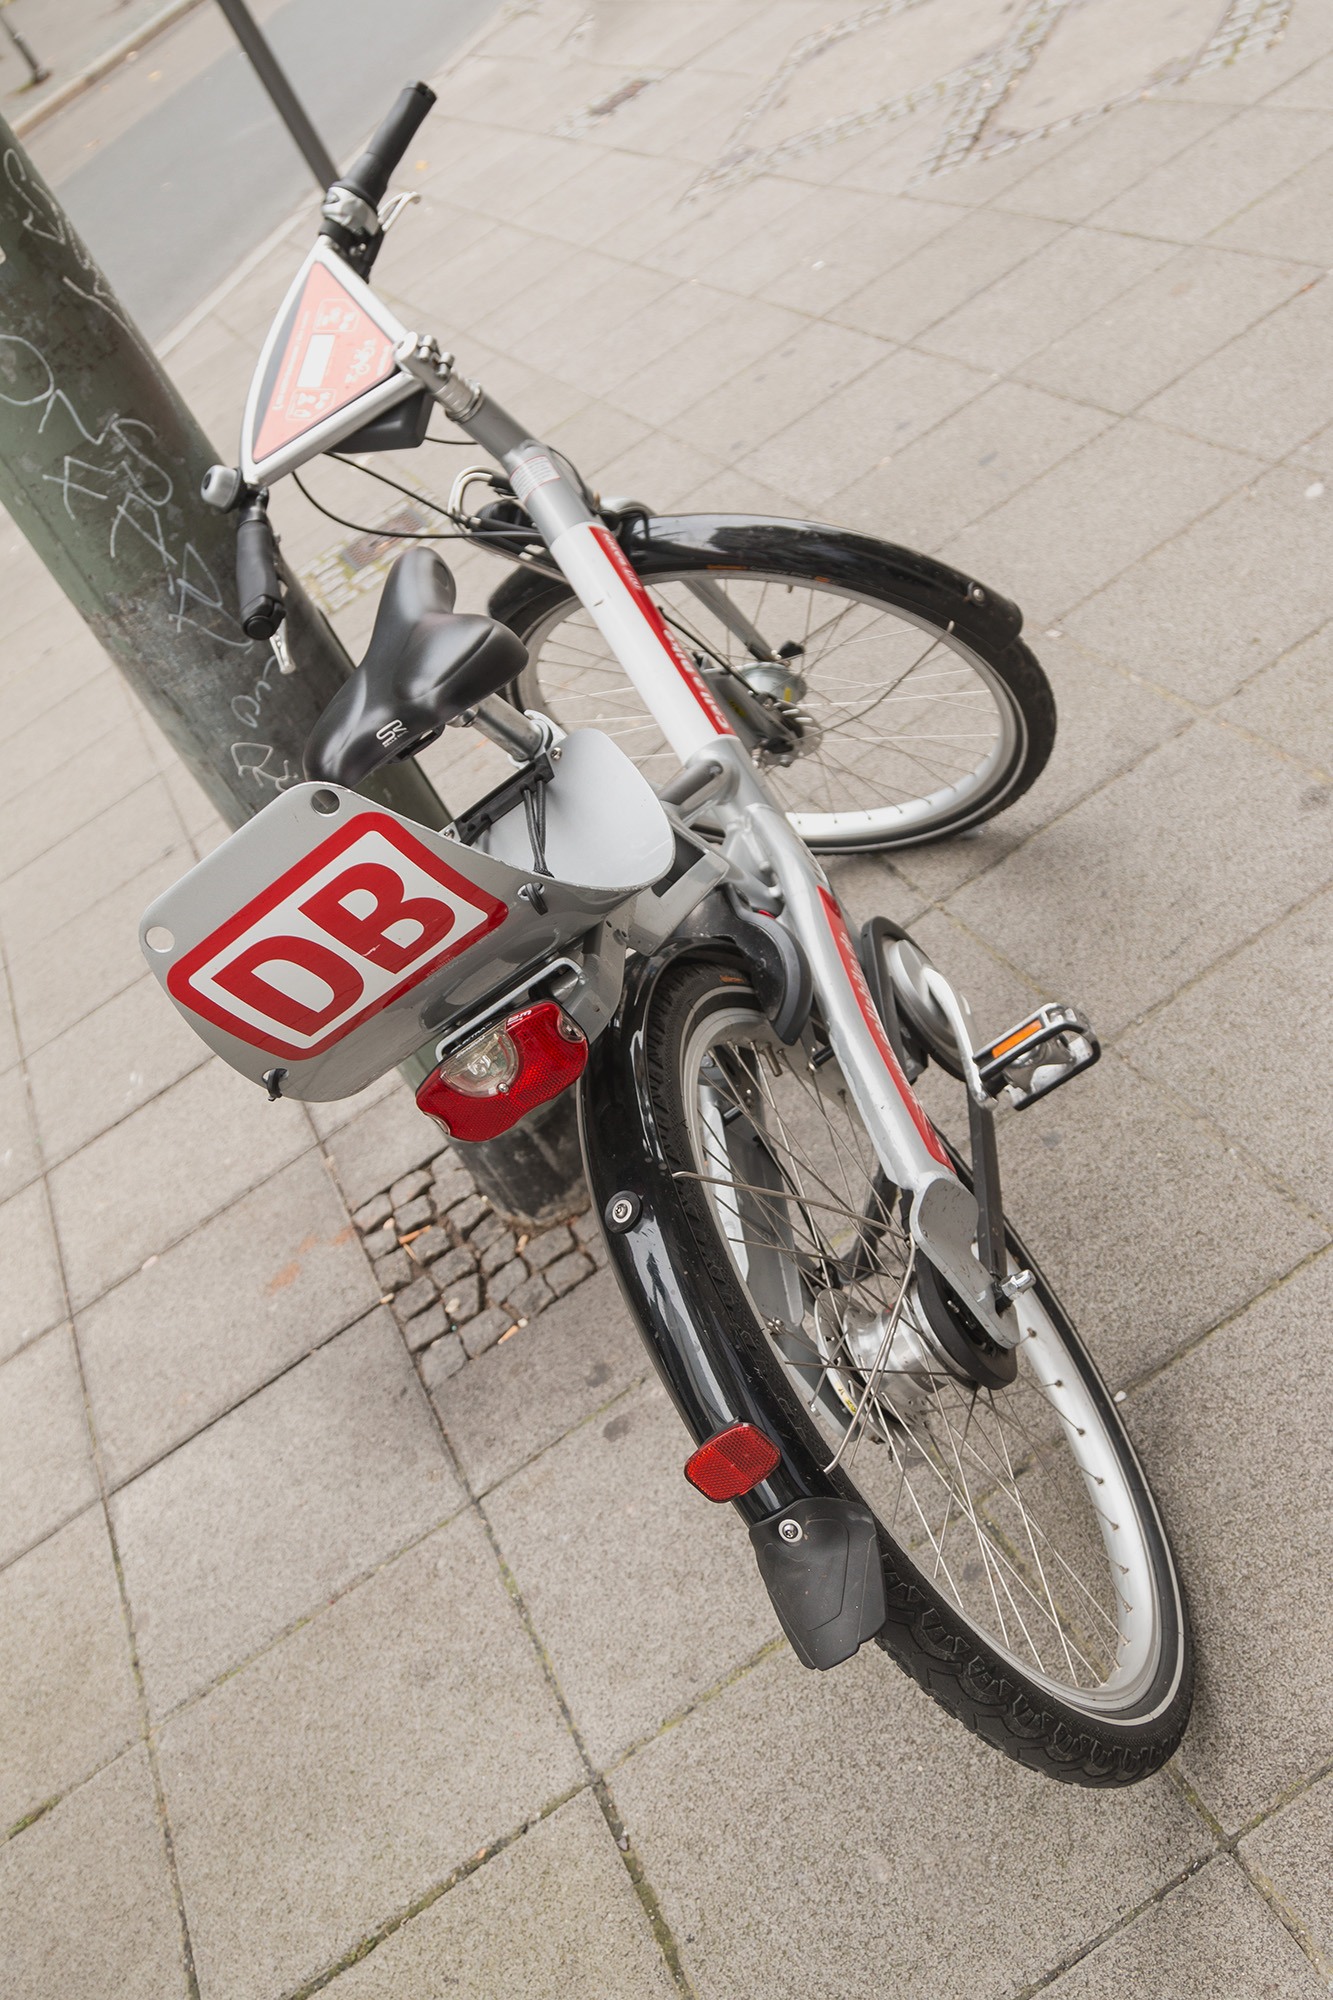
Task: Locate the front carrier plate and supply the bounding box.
[141,734,675,1101]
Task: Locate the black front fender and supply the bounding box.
[488,510,1023,657]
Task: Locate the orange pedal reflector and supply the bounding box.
[990,1019,1041,1059]
[684,1423,781,1502]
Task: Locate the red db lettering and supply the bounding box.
[301,862,456,972]
[214,935,364,1036]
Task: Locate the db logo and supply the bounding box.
[169,816,507,1060]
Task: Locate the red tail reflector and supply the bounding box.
[416,1001,587,1142]
[684,1423,781,1502]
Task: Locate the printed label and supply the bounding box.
[169,817,507,1060]
[509,455,561,505]
[252,262,399,465]
[589,524,735,736]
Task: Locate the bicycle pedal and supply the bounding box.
[975,1004,1099,1110]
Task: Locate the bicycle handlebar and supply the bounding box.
[337,81,435,212]
[236,495,284,640]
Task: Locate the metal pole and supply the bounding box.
[214,0,337,191]
[0,121,580,1225]
[0,8,49,88]
[0,117,445,836]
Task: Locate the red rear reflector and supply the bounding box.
[684,1423,781,1502]
[416,1001,587,1142]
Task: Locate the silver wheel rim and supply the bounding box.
[680,998,1164,1715]
[518,570,1023,847]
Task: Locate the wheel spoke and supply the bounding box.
[519,570,1027,845]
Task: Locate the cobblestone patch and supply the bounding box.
[348,1139,602,1393]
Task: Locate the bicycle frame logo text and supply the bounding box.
[169,816,507,1060]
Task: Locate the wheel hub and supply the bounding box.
[812,1285,964,1425]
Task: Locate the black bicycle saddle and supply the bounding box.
[303,548,529,788]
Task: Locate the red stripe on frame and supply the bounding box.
[818,887,950,1168]
[589,523,735,736]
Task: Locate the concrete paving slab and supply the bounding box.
[1122,888,1333,1218]
[486,1376,778,1765]
[0,1507,139,1835]
[611,1643,1207,2000]
[0,718,163,884]
[1091,106,1333,243]
[1128,1248,1333,1829]
[0,986,18,1077]
[994,98,1231,224]
[883,640,1189,909]
[157,1516,583,2000]
[48,1058,313,1309]
[327,1790,672,2000]
[0,618,108,741]
[1269,48,1333,112]
[112,1309,461,1715]
[0,1746,187,2000]
[78,1150,380,1487]
[1020,246,1318,417]
[993,1047,1326,1386]
[0,1061,39,1202]
[1141,277,1333,461]
[25,973,210,1168]
[923,225,1175,377]
[1013,636,1190,821]
[0,1180,65,1362]
[940,419,1261,626]
[742,345,989,508]
[1039,1856,1326,1998]
[1064,479,1333,706]
[1219,621,1333,773]
[608,292,805,432]
[427,1266,652,1494]
[5,846,193,1056]
[756,192,962,318]
[664,316,890,463]
[1214,139,1333,267]
[0,668,133,812]
[0,1323,96,1565]
[1239,1771,1333,1981]
[946,721,1333,1037]
[835,205,1062,344]
[831,378,1113,550]
[0,777,185,958]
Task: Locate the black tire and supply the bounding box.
[640,956,1192,1786]
[495,519,1055,851]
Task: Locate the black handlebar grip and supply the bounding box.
[236,501,284,641]
[340,81,435,210]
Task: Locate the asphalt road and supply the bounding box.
[28,0,497,341]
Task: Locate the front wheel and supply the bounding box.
[497,518,1055,851]
[641,956,1192,1785]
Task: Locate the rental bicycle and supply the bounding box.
[141,81,1191,1787]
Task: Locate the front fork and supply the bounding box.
[697,740,1019,1347]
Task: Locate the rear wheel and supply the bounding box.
[643,957,1192,1785]
[505,539,1054,851]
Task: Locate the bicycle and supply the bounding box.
[141,81,1191,1787]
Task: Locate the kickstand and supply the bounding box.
[967,1092,1009,1310]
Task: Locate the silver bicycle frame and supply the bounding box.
[394,336,1006,1342]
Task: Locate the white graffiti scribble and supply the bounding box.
[0,319,297,795]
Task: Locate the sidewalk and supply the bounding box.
[5,1,1333,1994]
